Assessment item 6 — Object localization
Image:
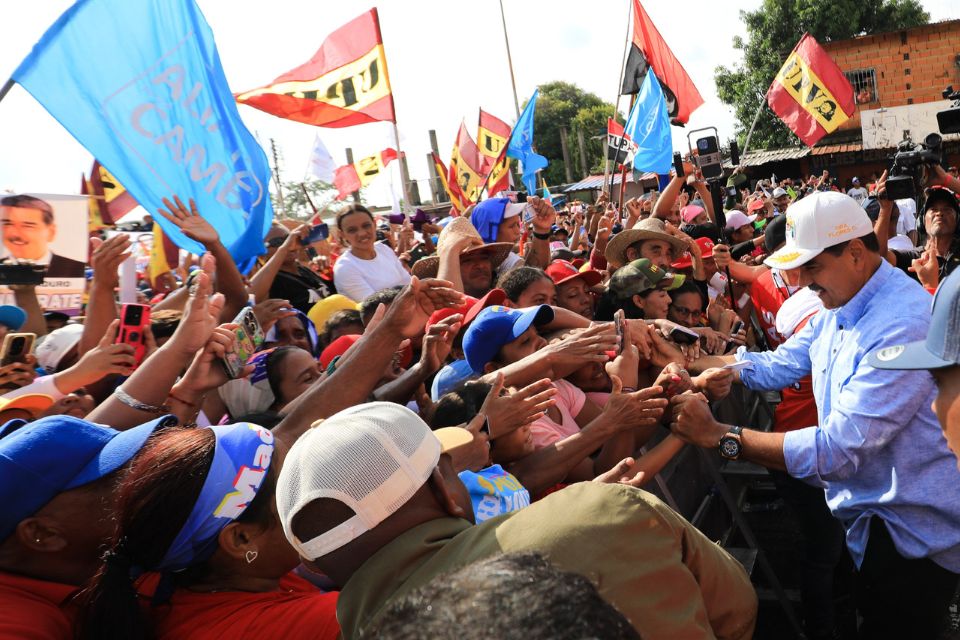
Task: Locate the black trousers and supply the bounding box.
[770,470,847,637]
[854,517,960,640]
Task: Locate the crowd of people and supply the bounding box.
[1,154,960,640]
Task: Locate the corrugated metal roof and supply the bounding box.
[724,147,809,168]
[809,142,863,155]
[563,172,659,192]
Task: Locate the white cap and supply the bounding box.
[764,192,873,270]
[724,210,757,231]
[276,401,441,560]
[852,176,860,183]
[772,187,788,198]
[503,202,526,218]
[35,323,83,372]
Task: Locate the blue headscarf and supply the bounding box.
[263,309,320,356]
[157,423,275,572]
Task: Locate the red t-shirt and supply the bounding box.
[152,573,339,640]
[0,571,77,639]
[750,270,818,433]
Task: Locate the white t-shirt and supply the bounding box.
[333,242,411,303]
[895,198,917,236]
[847,187,868,204]
[888,234,915,252]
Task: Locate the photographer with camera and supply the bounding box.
[883,166,960,290]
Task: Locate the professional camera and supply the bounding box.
[884,86,960,200]
[884,132,942,200]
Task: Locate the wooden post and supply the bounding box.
[270,138,285,217]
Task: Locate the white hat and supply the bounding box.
[852,176,860,183]
[35,324,84,373]
[764,192,873,270]
[276,401,441,560]
[503,202,526,218]
[772,187,788,199]
[724,210,757,231]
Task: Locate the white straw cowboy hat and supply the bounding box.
[604,217,687,269]
[411,217,514,279]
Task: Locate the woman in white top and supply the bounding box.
[333,204,411,303]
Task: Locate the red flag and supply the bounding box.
[621,0,703,125]
[432,152,466,213]
[606,118,636,164]
[450,122,486,204]
[766,34,856,147]
[235,9,395,128]
[88,160,138,224]
[333,148,399,200]
[477,109,512,196]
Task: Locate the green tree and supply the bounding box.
[715,0,929,151]
[530,81,623,185]
[270,180,366,220]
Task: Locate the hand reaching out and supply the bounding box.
[158,196,220,248]
[910,241,940,290]
[420,314,463,374]
[180,323,252,393]
[89,234,132,289]
[166,253,225,356]
[252,298,297,334]
[383,277,465,339]
[479,373,557,438]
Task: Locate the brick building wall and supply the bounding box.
[822,20,960,133]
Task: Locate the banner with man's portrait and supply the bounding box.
[0,193,89,313]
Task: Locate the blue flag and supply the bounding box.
[13,0,272,271]
[623,70,673,175]
[506,89,548,195]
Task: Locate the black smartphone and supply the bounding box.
[302,223,329,244]
[669,325,700,345]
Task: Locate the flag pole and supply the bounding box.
[374,7,413,211]
[270,138,286,218]
[499,0,521,120]
[740,91,767,159]
[604,0,632,196]
[0,79,14,105]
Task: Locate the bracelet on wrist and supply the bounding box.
[115,387,168,414]
[532,231,551,240]
[168,390,201,409]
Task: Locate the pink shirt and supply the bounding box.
[530,379,586,449]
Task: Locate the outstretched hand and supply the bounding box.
[166,253,225,356]
[158,196,220,247]
[383,277,465,338]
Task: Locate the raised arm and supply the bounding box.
[272,277,464,447]
[78,235,131,356]
[157,196,249,322]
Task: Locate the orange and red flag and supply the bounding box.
[477,109,512,196]
[767,33,855,147]
[333,148,399,200]
[88,160,138,225]
[431,152,466,214]
[236,9,395,128]
[450,122,486,204]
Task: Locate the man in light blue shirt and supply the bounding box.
[671,192,960,639]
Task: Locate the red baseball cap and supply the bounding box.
[319,334,361,369]
[672,237,715,270]
[747,199,766,213]
[425,288,507,332]
[545,260,602,288]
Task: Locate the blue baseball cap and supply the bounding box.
[868,269,960,370]
[0,414,176,540]
[469,197,526,244]
[431,358,476,401]
[0,305,27,331]
[462,305,554,373]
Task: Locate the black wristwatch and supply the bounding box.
[718,426,743,460]
[532,230,551,240]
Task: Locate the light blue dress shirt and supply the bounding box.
[738,259,960,571]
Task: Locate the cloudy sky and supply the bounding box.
[0,0,955,209]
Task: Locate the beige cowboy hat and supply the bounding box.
[604,217,687,269]
[411,217,514,279]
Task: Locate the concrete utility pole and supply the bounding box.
[344,148,360,203]
[559,126,574,183]
[577,128,589,178]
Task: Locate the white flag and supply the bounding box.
[307,134,336,182]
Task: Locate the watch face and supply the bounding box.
[720,436,741,459]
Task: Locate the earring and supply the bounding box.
[245,549,258,564]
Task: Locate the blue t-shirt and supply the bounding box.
[458,464,531,523]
